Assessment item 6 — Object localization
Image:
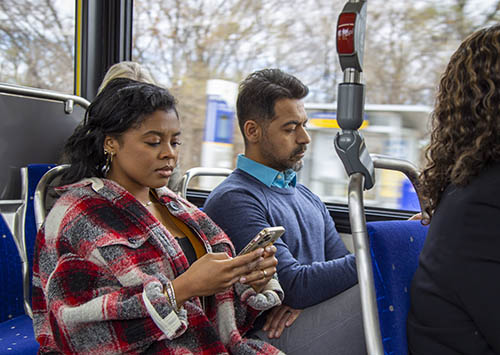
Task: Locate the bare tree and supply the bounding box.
[0,0,74,93]
[3,0,500,171]
[363,0,500,105]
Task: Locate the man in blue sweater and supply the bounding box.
[204,69,365,354]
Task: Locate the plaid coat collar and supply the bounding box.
[57,177,233,254]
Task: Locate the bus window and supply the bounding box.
[301,104,429,210]
[129,0,499,211]
[0,0,75,93]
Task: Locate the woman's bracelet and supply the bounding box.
[165,281,178,311]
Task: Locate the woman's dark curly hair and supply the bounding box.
[421,25,500,222]
[61,78,178,185]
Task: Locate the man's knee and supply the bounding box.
[254,284,366,355]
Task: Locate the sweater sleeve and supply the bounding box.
[319,198,353,260]
[204,187,357,309]
[273,239,357,308]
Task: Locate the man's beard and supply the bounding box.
[290,145,306,171]
[261,144,307,172]
[292,159,304,172]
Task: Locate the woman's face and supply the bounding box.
[105,109,181,195]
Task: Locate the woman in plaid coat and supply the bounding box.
[32,78,284,354]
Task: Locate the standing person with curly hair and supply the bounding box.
[407,25,500,355]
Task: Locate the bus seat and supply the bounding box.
[367,220,428,355]
[0,214,24,322]
[15,164,55,319]
[0,316,38,354]
[0,215,38,354]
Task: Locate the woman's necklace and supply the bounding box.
[141,191,153,207]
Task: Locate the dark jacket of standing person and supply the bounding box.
[407,25,500,355]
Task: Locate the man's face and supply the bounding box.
[258,98,311,171]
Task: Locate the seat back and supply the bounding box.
[15,164,55,318]
[367,220,428,355]
[0,214,24,322]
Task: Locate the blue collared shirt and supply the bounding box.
[236,154,296,188]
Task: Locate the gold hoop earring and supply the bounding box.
[102,150,114,176]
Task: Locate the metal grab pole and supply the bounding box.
[0,83,90,112]
[334,1,383,353]
[348,173,384,355]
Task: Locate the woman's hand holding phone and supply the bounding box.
[239,245,278,293]
[236,226,283,292]
[172,248,265,304]
[173,227,282,303]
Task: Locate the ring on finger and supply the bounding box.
[262,269,268,277]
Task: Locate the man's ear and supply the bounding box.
[243,120,262,144]
[103,136,119,154]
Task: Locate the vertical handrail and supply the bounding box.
[335,2,382,351]
[13,168,33,319]
[349,173,384,355]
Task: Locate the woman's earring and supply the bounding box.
[102,150,114,176]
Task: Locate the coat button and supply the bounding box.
[169,201,179,211]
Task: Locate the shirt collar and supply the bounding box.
[236,154,296,188]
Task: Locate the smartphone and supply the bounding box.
[237,226,285,256]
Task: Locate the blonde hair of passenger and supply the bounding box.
[97,61,157,93]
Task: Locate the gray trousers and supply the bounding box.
[253,284,367,355]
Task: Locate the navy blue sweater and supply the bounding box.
[204,169,357,308]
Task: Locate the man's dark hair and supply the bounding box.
[236,69,309,142]
[61,78,178,185]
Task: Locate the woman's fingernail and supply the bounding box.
[240,276,246,283]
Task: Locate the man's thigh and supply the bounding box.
[254,284,366,355]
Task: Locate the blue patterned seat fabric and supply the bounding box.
[0,215,24,322]
[367,220,428,355]
[0,164,53,354]
[0,316,37,354]
[0,214,38,354]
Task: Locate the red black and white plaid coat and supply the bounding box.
[32,178,284,354]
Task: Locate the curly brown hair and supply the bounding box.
[421,25,500,222]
